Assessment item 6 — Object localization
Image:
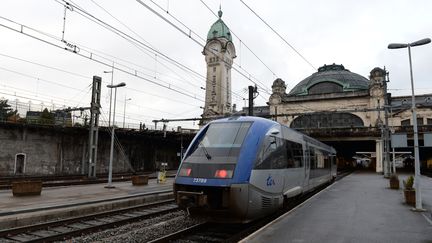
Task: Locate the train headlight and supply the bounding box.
[179,167,192,177]
[214,169,233,179]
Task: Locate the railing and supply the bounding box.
[296,125,432,138]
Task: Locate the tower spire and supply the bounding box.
[218,4,222,18]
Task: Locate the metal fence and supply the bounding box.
[1,98,197,132]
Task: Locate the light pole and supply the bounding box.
[388,37,431,211]
[123,97,132,128]
[104,67,114,127]
[105,82,126,188]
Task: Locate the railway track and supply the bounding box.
[149,171,353,243]
[0,199,178,242]
[149,222,251,243]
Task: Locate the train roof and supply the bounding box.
[213,115,277,125]
[211,116,336,153]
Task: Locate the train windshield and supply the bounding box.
[184,122,252,163]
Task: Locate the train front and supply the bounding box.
[173,117,266,222]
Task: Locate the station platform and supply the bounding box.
[243,172,432,243]
[0,176,174,229]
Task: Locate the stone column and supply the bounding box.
[375,139,383,173]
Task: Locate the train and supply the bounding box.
[173,116,337,223]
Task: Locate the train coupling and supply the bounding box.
[176,191,208,207]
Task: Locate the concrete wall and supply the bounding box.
[0,123,193,176]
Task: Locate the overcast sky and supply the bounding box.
[0,0,431,129]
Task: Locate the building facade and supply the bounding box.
[201,10,236,124]
[268,64,432,172]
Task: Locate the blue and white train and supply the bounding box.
[174,116,336,223]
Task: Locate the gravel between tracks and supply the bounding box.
[71,211,204,243]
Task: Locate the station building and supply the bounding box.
[266,64,432,172]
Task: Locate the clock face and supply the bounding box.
[209,43,219,52]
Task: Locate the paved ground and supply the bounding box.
[0,177,174,228]
[243,172,432,243]
[0,177,173,215]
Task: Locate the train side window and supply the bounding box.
[309,149,316,169]
[323,154,333,169]
[272,138,287,169]
[286,141,303,168]
[316,152,324,168]
[255,136,287,169]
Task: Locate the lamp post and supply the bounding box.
[104,68,114,127]
[105,82,126,188]
[123,97,132,128]
[388,37,431,211]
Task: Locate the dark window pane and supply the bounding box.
[308,82,343,95]
[291,112,364,129]
[286,140,303,168]
[401,119,410,126]
[255,136,287,169]
[417,117,424,125]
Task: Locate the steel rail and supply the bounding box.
[0,199,177,242]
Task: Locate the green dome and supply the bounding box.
[288,64,369,96]
[207,10,232,42]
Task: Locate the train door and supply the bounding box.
[281,139,304,196]
[250,125,285,195]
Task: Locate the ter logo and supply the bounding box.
[266,175,275,186]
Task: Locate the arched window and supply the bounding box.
[308,82,343,95]
[290,113,364,129]
[15,153,26,174]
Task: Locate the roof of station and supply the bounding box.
[288,64,369,96]
[207,10,232,42]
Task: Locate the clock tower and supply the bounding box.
[201,9,236,125]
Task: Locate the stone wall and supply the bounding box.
[0,123,194,176]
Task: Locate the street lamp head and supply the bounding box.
[388,38,431,49]
[103,71,113,73]
[107,82,126,88]
[388,43,408,49]
[410,38,431,47]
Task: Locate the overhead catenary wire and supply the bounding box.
[146,0,272,96]
[0,51,200,108]
[83,0,207,91]
[60,0,206,83]
[0,90,88,111]
[136,0,271,98]
[130,0,245,100]
[0,52,91,80]
[0,66,88,92]
[57,0,246,101]
[0,2,276,125]
[58,3,204,98]
[0,15,205,102]
[0,83,85,106]
[200,0,278,80]
[98,108,134,172]
[239,0,316,71]
[58,0,247,102]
